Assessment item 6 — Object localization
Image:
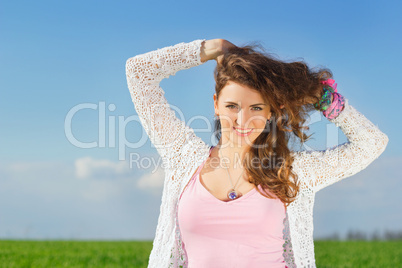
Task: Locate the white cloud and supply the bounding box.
[136,167,165,195]
[0,161,71,180]
[313,155,402,238]
[74,157,131,179]
[72,155,166,198]
[315,155,402,210]
[80,179,127,202]
[0,158,160,240]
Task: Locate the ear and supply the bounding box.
[280,104,285,109]
[213,94,219,115]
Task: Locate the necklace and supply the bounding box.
[218,147,245,200]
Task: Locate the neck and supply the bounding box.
[215,139,249,170]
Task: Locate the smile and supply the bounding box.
[233,127,253,136]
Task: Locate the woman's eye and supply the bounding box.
[226,105,262,111]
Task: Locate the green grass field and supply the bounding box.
[314,241,402,267]
[0,240,401,267]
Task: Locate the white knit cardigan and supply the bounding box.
[125,39,389,268]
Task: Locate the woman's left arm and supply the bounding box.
[292,97,389,192]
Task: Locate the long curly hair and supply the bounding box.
[213,42,333,206]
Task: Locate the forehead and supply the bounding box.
[220,81,265,104]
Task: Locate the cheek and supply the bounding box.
[219,113,236,126]
[251,117,269,128]
[254,119,267,128]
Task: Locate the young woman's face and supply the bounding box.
[214,81,272,147]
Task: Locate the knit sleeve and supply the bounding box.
[292,98,389,192]
[125,39,206,166]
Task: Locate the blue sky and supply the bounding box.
[0,0,401,240]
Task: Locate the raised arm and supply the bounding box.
[292,98,389,192]
[125,39,228,166]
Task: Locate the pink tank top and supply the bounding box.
[178,146,287,268]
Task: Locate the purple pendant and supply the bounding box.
[228,189,238,200]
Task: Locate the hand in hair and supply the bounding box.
[304,86,334,106]
[200,39,237,64]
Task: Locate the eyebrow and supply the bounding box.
[224,101,267,106]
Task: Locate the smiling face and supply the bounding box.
[214,81,272,148]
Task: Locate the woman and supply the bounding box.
[125,39,388,268]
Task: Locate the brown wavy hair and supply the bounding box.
[213,42,333,206]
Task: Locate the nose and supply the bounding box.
[235,108,251,128]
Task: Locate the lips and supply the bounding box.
[233,127,253,136]
[234,127,253,133]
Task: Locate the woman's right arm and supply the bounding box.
[125,39,228,166]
